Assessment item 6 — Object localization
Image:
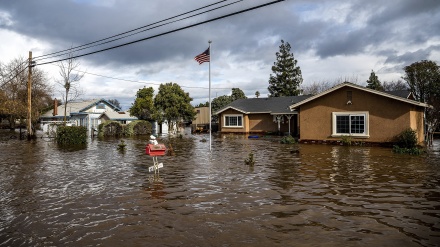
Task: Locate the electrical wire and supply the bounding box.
[70,68,233,90]
[36,0,284,66]
[0,64,29,88]
[2,1,283,89]
[33,0,244,63]
[33,0,236,61]
[0,59,29,84]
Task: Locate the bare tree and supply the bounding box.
[56,51,85,124]
[382,80,408,91]
[0,57,52,129]
[302,81,338,95]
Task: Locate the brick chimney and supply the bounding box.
[53,98,58,116]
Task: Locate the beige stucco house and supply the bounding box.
[289,83,430,145]
[215,95,311,135]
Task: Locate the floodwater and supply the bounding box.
[0,130,439,247]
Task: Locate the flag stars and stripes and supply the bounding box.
[194,47,210,64]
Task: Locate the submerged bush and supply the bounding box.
[124,120,152,136]
[98,121,123,137]
[394,128,418,149]
[340,135,352,146]
[56,126,87,144]
[244,152,255,166]
[280,135,296,144]
[393,128,424,155]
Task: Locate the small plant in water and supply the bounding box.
[340,135,352,146]
[280,135,296,144]
[117,140,127,151]
[245,152,255,166]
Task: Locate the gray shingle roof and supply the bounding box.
[215,95,312,115]
[385,90,412,99]
[40,98,121,118]
[100,111,138,121]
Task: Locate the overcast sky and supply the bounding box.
[1,0,439,110]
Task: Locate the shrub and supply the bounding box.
[56,126,87,144]
[393,128,424,155]
[280,135,296,144]
[124,120,152,136]
[244,152,255,166]
[98,121,123,137]
[117,140,127,151]
[340,135,352,146]
[394,128,418,149]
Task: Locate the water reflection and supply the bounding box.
[0,130,439,246]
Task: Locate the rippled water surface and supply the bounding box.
[1,130,439,247]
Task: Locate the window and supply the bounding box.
[96,103,106,109]
[224,115,243,127]
[332,112,368,137]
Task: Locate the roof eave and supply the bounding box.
[214,106,247,115]
[289,83,431,109]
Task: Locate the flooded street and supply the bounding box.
[1,130,439,247]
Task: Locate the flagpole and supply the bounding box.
[208,40,212,151]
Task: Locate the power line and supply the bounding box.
[34,0,244,63]
[0,59,28,83]
[36,0,284,66]
[69,67,232,90]
[33,0,235,61]
[2,0,230,87]
[0,63,29,88]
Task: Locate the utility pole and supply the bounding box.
[27,51,34,140]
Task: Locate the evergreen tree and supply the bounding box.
[255,91,260,98]
[366,70,383,90]
[268,40,303,97]
[231,88,247,101]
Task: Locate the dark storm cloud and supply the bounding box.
[384,46,440,66]
[310,0,440,61]
[0,0,248,65]
[0,0,439,76]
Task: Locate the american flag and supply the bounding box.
[194,47,210,64]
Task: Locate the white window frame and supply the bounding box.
[332,112,369,138]
[223,114,243,128]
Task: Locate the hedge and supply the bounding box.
[56,126,87,144]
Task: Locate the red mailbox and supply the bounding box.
[145,144,166,156]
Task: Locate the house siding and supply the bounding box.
[218,109,246,133]
[298,87,425,144]
[410,106,425,144]
[248,114,277,132]
[192,107,210,125]
[219,110,297,134]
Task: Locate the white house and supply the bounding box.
[40,99,121,136]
